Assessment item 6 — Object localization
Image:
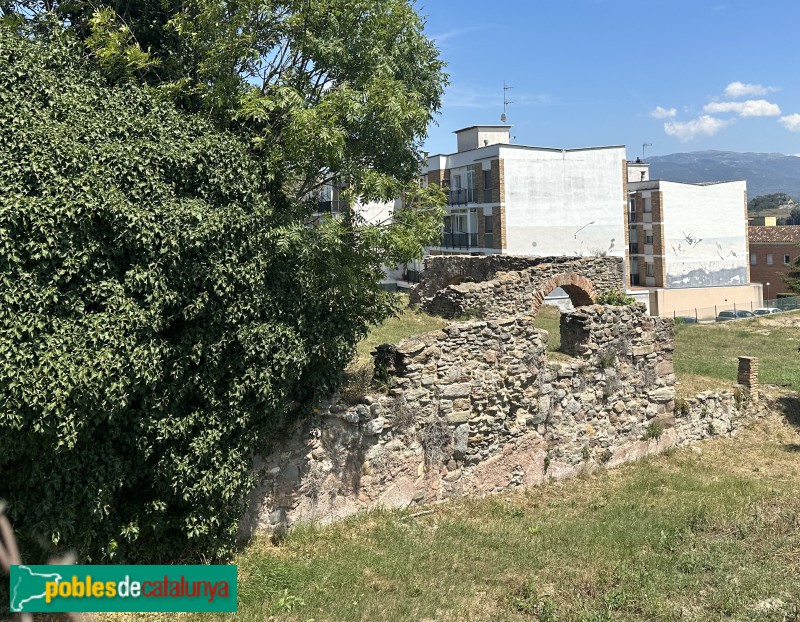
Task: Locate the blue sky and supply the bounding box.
[418,0,800,158]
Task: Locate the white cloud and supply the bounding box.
[779,114,800,132]
[650,106,677,119]
[664,116,731,142]
[703,99,781,117]
[723,81,776,98]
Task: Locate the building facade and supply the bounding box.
[627,179,750,289]
[416,126,762,315]
[424,126,629,263]
[748,225,800,296]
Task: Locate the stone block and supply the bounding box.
[446,411,471,425]
[453,397,471,411]
[363,417,386,436]
[453,424,469,460]
[441,383,472,398]
[648,387,675,403]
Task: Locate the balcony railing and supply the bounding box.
[448,188,476,206]
[441,232,478,248]
[316,200,347,213]
[629,210,637,223]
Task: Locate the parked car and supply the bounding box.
[715,309,755,322]
[753,307,782,316]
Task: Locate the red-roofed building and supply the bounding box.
[748,225,800,296]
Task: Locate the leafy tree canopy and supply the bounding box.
[2,0,447,208]
[0,2,445,565]
[748,193,798,213]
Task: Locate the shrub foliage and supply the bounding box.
[0,26,399,562]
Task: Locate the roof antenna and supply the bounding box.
[642,142,653,161]
[501,82,513,124]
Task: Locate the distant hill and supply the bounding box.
[647,151,800,199]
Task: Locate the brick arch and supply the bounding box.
[530,272,597,318]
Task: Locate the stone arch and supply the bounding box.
[530,272,597,318]
[446,274,466,286]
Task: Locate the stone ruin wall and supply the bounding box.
[412,255,625,319]
[242,303,764,534]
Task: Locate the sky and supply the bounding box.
[418,0,800,159]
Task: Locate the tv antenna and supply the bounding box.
[501,82,513,123]
[642,142,653,161]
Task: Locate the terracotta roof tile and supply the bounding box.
[748,226,800,244]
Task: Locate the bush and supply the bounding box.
[596,288,636,306]
[0,25,392,563]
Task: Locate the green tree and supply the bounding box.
[786,255,800,293]
[0,19,444,567]
[747,193,797,213]
[1,0,447,210]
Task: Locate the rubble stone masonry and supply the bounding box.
[242,304,764,535]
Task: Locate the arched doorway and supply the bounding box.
[531,273,598,355]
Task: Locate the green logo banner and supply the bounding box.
[9,565,237,613]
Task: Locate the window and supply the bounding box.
[645,234,653,245]
[484,215,493,233]
[767,254,773,266]
[643,197,652,213]
[645,263,655,277]
[452,174,462,189]
[483,170,492,190]
[750,253,757,266]
[784,255,791,265]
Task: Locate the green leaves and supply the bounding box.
[0,24,401,564]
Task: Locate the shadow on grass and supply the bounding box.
[777,394,800,428]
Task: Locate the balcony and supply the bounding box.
[448,188,476,206]
[441,231,478,249]
[316,200,347,213]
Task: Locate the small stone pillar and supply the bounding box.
[737,356,759,404]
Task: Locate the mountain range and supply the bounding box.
[646,151,800,199]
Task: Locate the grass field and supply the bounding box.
[673,312,800,394]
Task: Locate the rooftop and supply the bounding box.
[748,225,800,244]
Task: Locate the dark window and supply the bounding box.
[483,170,492,189]
[784,255,791,265]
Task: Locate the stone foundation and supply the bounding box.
[240,304,764,535]
[412,255,624,320]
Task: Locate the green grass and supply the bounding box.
[351,295,449,368]
[533,303,562,352]
[673,311,800,393]
[104,414,800,622]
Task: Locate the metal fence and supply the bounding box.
[667,295,800,323]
